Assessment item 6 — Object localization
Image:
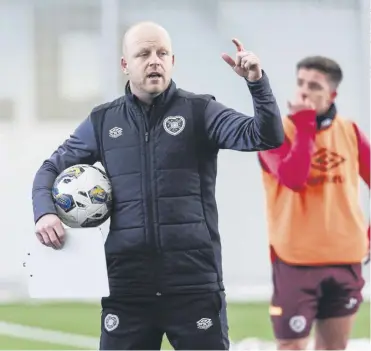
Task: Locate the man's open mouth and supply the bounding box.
[147,73,162,78]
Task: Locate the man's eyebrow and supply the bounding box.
[134,47,149,54]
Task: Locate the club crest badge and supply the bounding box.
[104,314,119,332]
[163,116,186,136]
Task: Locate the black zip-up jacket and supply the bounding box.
[32,72,284,297]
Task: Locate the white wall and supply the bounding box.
[0,0,369,300]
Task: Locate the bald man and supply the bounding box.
[32,22,284,350]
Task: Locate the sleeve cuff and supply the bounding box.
[34,205,58,224]
[244,70,271,93]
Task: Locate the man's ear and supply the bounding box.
[121,57,129,74]
[330,90,337,102]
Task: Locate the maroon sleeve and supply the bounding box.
[353,123,370,188]
[353,123,370,245]
[258,110,317,191]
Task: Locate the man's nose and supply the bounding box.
[297,88,308,100]
[148,53,161,65]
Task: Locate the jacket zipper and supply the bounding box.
[140,107,162,295]
[141,116,156,248]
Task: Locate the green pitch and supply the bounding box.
[0,301,369,349]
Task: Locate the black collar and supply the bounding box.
[317,104,337,130]
[125,80,177,107]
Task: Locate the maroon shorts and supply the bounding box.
[270,258,365,340]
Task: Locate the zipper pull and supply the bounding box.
[145,132,149,142]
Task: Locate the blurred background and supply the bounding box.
[0,0,369,349]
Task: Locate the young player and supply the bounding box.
[258,56,370,350]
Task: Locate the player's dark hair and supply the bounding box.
[296,56,343,88]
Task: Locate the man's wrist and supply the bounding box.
[245,70,271,96]
[244,70,266,84]
[290,110,317,136]
[34,211,58,224]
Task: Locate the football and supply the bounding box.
[52,164,112,228]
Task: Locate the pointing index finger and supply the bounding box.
[232,38,244,52]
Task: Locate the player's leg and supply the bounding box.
[314,315,357,350]
[314,263,365,350]
[163,291,229,350]
[270,258,319,350]
[99,296,163,350]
